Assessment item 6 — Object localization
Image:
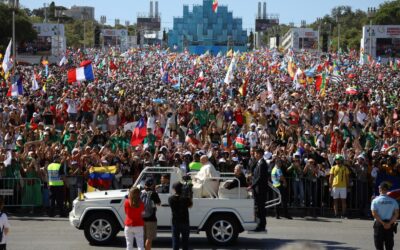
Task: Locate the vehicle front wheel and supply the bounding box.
[83,212,119,245]
[205,214,239,246]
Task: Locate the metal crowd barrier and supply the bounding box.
[0,174,371,216]
[283,177,371,217]
[0,178,43,207]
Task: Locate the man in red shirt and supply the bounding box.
[80,93,93,123]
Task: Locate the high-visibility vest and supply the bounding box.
[189,162,202,171]
[48,163,64,186]
[271,167,281,188]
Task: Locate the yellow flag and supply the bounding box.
[89,166,117,174]
[288,61,296,78]
[226,49,233,57]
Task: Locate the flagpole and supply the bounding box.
[12,0,18,80]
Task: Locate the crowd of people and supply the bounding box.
[0,45,399,219]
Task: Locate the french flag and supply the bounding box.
[7,77,23,97]
[67,64,94,83]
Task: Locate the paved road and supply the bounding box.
[7,216,398,250]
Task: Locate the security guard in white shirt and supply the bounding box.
[371,182,399,250]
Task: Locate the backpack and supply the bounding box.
[140,190,154,219]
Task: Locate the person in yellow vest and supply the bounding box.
[329,154,350,218]
[48,155,66,217]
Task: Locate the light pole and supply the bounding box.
[11,0,19,79]
[83,22,86,49]
[367,7,376,58]
[336,14,340,53]
[253,31,256,50]
[317,18,322,54]
[43,3,48,23]
[100,15,106,51]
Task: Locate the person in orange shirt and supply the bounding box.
[124,187,145,250]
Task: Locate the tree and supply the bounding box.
[127,24,136,36]
[0,3,37,50]
[373,0,400,25]
[48,1,55,19]
[65,19,95,48]
[307,6,368,52]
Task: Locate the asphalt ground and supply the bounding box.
[7,215,397,250]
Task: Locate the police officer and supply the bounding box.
[48,155,66,217]
[371,182,399,250]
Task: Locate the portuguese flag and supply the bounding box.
[319,72,327,97]
[212,0,218,13]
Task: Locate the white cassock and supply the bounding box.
[193,163,220,198]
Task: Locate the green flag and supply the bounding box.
[98,58,106,69]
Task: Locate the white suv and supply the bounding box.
[69,167,281,246]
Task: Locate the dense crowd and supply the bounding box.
[0,46,399,217]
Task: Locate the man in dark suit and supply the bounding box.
[248,148,269,232]
[247,147,258,174]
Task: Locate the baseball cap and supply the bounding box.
[335,154,344,161]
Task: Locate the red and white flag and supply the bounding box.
[212,0,218,13]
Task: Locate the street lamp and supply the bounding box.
[336,14,340,53]
[11,0,19,79]
[317,18,322,53]
[367,7,377,57]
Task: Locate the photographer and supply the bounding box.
[168,182,193,250]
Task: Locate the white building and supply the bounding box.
[101,29,128,51]
[33,23,66,56]
[360,25,400,59]
[63,5,95,20]
[281,28,319,52]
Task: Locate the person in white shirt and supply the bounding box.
[193,155,220,198]
[61,91,80,122]
[246,123,259,148]
[0,197,10,250]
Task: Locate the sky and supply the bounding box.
[20,0,388,30]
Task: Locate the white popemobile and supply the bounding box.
[69,167,281,246]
